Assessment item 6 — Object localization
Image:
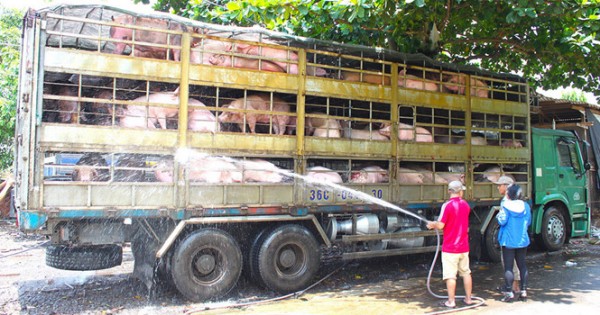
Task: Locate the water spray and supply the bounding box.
[173,149,485,312]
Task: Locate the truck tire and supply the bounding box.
[252,224,320,293]
[535,206,566,252]
[484,218,502,262]
[46,244,122,270]
[170,228,242,302]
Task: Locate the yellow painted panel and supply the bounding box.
[40,125,178,149]
[45,48,181,81]
[262,185,294,203]
[188,65,298,92]
[471,146,530,161]
[397,143,467,160]
[44,185,88,207]
[189,133,296,154]
[305,138,391,157]
[305,78,392,102]
[189,185,224,206]
[134,186,174,207]
[92,186,134,206]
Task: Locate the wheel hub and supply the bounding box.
[195,253,216,275]
[548,217,564,240]
[278,248,297,269]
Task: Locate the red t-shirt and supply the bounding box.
[439,196,470,253]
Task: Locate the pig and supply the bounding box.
[72,153,109,182]
[378,122,433,142]
[476,166,515,183]
[228,35,327,76]
[350,166,389,183]
[208,53,286,72]
[119,93,181,129]
[56,85,80,123]
[86,90,121,126]
[153,159,174,182]
[456,136,488,146]
[402,164,448,184]
[306,116,342,138]
[109,15,186,60]
[190,38,231,65]
[188,100,219,133]
[444,75,489,98]
[239,159,287,183]
[306,166,344,183]
[218,95,290,135]
[285,116,297,135]
[397,70,439,91]
[437,172,465,183]
[396,167,425,184]
[343,126,390,140]
[341,71,391,85]
[186,157,242,183]
[501,139,523,148]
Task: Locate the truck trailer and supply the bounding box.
[14,4,590,301]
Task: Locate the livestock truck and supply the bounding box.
[14,4,590,301]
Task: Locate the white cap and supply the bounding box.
[493,175,514,185]
[448,180,466,192]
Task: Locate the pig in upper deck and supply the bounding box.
[109,15,186,60]
[218,94,290,135]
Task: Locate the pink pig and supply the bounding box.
[306,166,344,183]
[444,75,489,98]
[397,70,439,91]
[240,159,287,183]
[186,157,242,183]
[187,98,219,133]
[379,122,433,143]
[110,15,185,60]
[350,166,389,183]
[306,116,342,138]
[218,94,290,135]
[119,93,180,129]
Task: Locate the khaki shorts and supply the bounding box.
[441,252,471,280]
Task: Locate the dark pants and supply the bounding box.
[501,246,528,292]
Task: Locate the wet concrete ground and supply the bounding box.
[2,219,600,314]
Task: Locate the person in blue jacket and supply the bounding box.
[496,184,531,302]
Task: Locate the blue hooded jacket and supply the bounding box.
[497,199,531,248]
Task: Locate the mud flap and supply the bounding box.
[130,219,176,292]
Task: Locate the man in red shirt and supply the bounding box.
[427,180,473,308]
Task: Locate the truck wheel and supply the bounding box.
[170,229,242,302]
[484,219,502,262]
[46,244,122,270]
[535,207,566,251]
[246,226,273,287]
[252,224,320,293]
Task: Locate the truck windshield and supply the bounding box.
[557,139,582,174]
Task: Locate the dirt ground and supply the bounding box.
[2,219,600,315]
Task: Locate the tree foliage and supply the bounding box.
[142,0,600,101]
[561,89,588,102]
[0,5,22,171]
